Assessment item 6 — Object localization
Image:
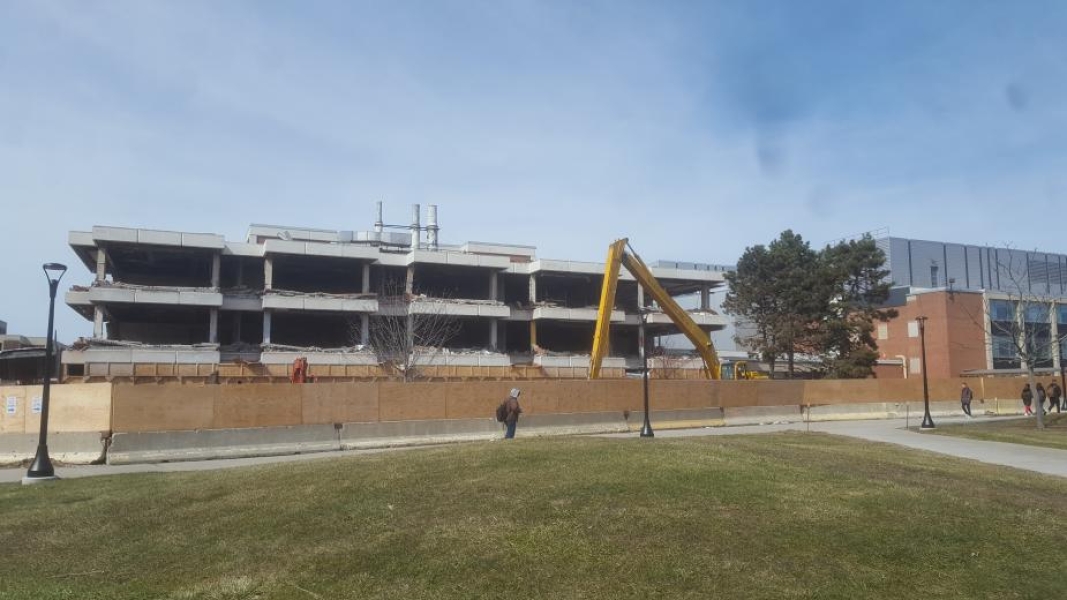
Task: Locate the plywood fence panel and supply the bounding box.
[41,383,112,432]
[648,381,716,410]
[802,380,879,404]
[756,381,805,407]
[927,378,968,402]
[214,384,302,429]
[0,385,28,434]
[718,381,759,407]
[379,382,448,421]
[980,376,1024,401]
[112,384,216,432]
[444,382,519,419]
[557,380,638,413]
[876,379,922,402]
[302,383,379,424]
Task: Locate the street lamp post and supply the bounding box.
[916,316,935,429]
[639,311,654,438]
[24,263,67,484]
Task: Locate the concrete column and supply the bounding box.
[700,286,710,311]
[528,275,537,304]
[209,308,219,344]
[489,272,499,301]
[637,283,645,310]
[95,249,106,282]
[530,321,538,351]
[263,310,272,345]
[1052,303,1061,370]
[490,320,498,350]
[93,306,105,339]
[211,254,221,289]
[360,314,369,346]
[264,258,273,291]
[362,263,371,294]
[406,265,415,295]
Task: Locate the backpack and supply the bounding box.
[495,401,508,423]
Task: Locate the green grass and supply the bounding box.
[925,413,1067,450]
[2,433,1066,599]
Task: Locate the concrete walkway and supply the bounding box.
[3,415,1065,484]
[602,415,1067,479]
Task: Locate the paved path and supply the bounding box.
[3,415,1065,484]
[602,415,1067,479]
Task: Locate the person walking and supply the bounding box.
[502,388,523,439]
[1036,383,1047,414]
[1048,381,1062,413]
[960,382,974,417]
[1022,383,1033,416]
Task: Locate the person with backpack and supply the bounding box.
[960,382,974,417]
[1048,382,1062,413]
[496,388,523,439]
[1036,383,1047,414]
[1022,383,1034,416]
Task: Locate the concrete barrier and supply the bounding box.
[626,408,725,431]
[723,405,803,426]
[341,418,502,449]
[0,432,108,465]
[107,424,341,464]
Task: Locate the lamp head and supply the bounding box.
[42,263,68,284]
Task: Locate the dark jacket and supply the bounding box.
[961,386,973,403]
[504,396,522,424]
[1022,387,1033,405]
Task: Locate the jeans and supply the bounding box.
[504,421,517,439]
[962,402,971,416]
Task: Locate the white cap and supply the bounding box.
[509,388,521,398]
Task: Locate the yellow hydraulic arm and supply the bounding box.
[590,239,721,379]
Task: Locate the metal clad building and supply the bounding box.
[878,236,1067,297]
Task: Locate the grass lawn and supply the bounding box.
[2,433,1066,600]
[925,413,1067,450]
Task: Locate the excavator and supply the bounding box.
[590,238,722,379]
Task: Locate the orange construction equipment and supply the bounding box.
[290,357,309,383]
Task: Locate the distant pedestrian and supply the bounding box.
[960,382,974,417]
[502,388,523,439]
[1049,382,1063,413]
[1036,383,1047,414]
[1022,384,1033,416]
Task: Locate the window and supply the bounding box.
[990,300,1016,322]
[992,334,1021,370]
[909,357,922,374]
[1024,302,1049,323]
[877,323,888,340]
[930,264,939,287]
[907,321,919,338]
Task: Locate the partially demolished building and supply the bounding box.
[63,205,728,382]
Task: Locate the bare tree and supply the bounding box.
[954,248,1067,429]
[352,282,462,382]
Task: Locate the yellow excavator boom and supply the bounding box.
[590,238,722,379]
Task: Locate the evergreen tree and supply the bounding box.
[817,235,897,378]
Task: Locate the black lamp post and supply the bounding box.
[24,262,67,483]
[639,310,654,438]
[916,316,935,429]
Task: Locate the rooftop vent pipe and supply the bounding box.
[410,204,421,250]
[374,201,384,234]
[427,204,439,250]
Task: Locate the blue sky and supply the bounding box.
[2,0,1066,340]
